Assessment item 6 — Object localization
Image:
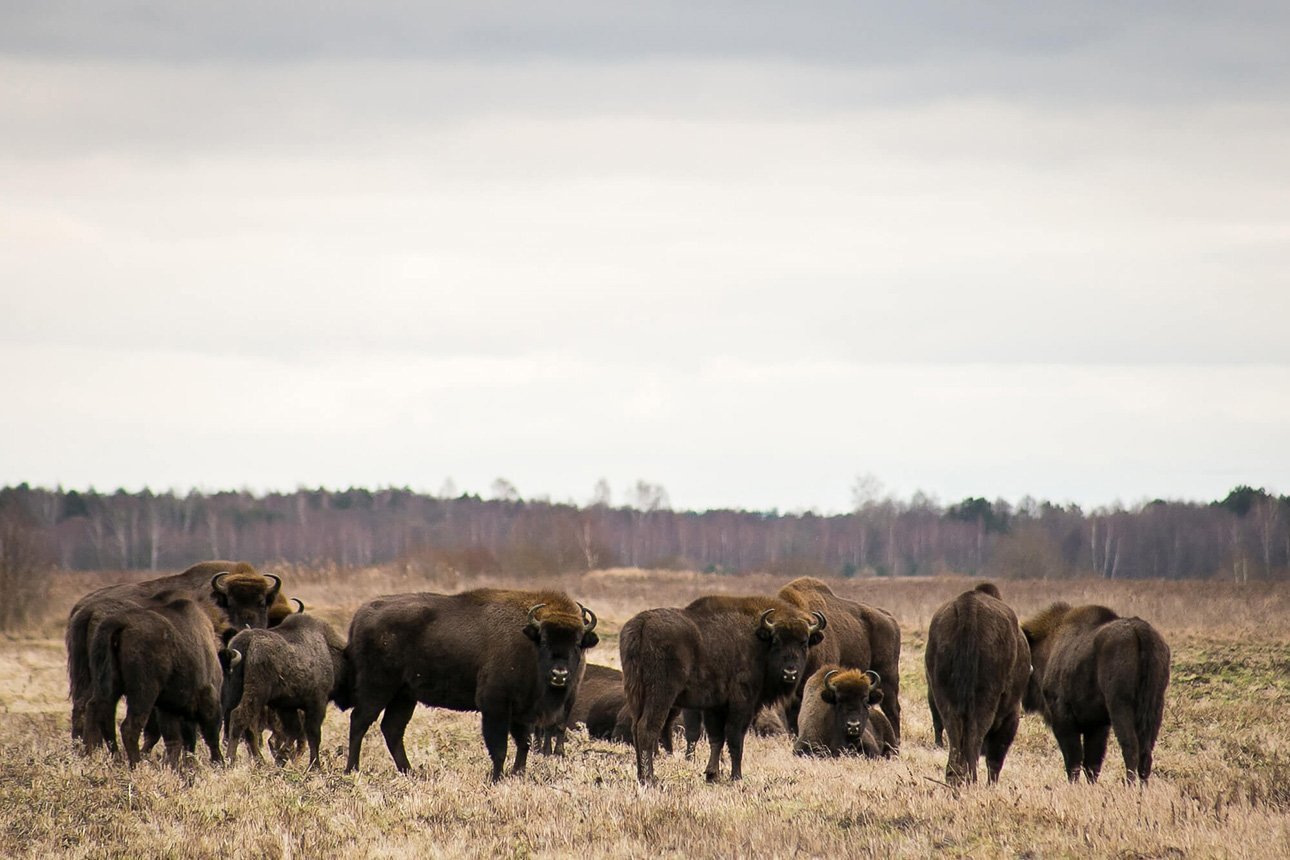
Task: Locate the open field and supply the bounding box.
[3,567,1289,858]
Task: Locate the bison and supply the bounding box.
[778,577,902,744]
[536,664,680,753]
[220,610,347,769]
[925,582,1030,786]
[1021,602,1170,784]
[620,594,825,783]
[793,666,893,758]
[82,596,224,767]
[66,560,289,745]
[343,588,598,781]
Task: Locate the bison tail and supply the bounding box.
[1133,622,1168,752]
[619,617,644,713]
[66,610,91,702]
[331,648,353,711]
[89,617,126,706]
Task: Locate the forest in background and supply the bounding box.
[0,481,1286,583]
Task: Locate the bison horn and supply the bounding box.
[823,669,840,692]
[229,649,243,669]
[210,572,230,594]
[808,611,826,634]
[264,573,283,599]
[292,598,306,613]
[758,608,777,633]
[578,602,597,633]
[864,669,881,688]
[527,603,547,628]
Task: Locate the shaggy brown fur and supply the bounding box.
[65,560,291,744]
[343,588,598,781]
[83,597,223,767]
[1022,602,1171,784]
[779,577,903,743]
[221,613,347,769]
[620,594,825,783]
[925,582,1030,786]
[793,666,885,758]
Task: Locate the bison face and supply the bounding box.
[532,625,584,691]
[821,670,882,743]
[210,571,282,630]
[757,608,825,691]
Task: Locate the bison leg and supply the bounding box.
[158,712,186,769]
[481,709,511,783]
[881,676,902,746]
[379,694,418,774]
[509,720,532,776]
[120,685,161,768]
[1051,719,1086,783]
[928,691,944,748]
[983,710,1020,785]
[1109,705,1142,785]
[701,708,727,782]
[723,711,753,781]
[660,708,679,755]
[682,708,704,761]
[632,704,673,784]
[1079,724,1109,784]
[782,690,803,736]
[301,703,325,770]
[83,695,119,756]
[345,700,384,773]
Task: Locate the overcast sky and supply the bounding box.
[2,2,1287,512]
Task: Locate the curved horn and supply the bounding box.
[823,669,840,693]
[864,669,881,688]
[210,572,230,594]
[292,598,306,614]
[808,611,826,634]
[758,608,776,633]
[229,649,243,669]
[578,602,597,632]
[264,573,283,598]
[527,603,547,627]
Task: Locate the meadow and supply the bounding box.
[2,565,1288,858]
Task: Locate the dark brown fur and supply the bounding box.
[343,588,598,780]
[83,597,224,767]
[221,613,347,769]
[779,577,903,743]
[1022,602,1171,784]
[65,560,291,744]
[620,594,825,783]
[924,582,1030,786]
[793,666,885,757]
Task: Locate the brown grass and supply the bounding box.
[2,567,1289,858]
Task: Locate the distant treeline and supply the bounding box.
[0,484,1287,581]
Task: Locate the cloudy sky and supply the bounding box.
[2,2,1287,512]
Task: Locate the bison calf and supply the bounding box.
[925,582,1030,786]
[1022,603,1170,784]
[793,666,891,758]
[221,611,347,769]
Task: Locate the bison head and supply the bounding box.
[524,603,598,691]
[820,668,882,744]
[210,565,283,630]
[756,607,826,692]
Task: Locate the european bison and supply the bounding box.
[925,582,1030,786]
[83,596,224,767]
[1021,603,1170,784]
[536,664,680,753]
[220,611,347,769]
[343,588,598,781]
[620,594,825,783]
[778,577,903,744]
[792,666,891,758]
[66,560,289,744]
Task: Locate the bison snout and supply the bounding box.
[549,667,570,688]
[845,720,863,738]
[781,668,799,684]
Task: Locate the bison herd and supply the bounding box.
[66,562,1171,788]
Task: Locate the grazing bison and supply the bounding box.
[66,560,289,744]
[925,582,1030,786]
[220,611,347,769]
[793,666,890,758]
[778,577,902,743]
[343,589,598,781]
[620,594,825,784]
[83,597,224,767]
[1021,603,1170,784]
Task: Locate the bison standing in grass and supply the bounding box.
[343,588,598,781]
[925,582,1030,786]
[620,594,824,784]
[83,596,224,767]
[1022,603,1170,784]
[778,577,902,744]
[220,611,347,769]
[793,666,894,758]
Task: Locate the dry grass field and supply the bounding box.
[3,565,1289,858]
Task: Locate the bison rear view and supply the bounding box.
[343,587,599,781]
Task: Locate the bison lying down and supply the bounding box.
[793,666,894,758]
[343,588,598,780]
[221,611,347,769]
[1022,602,1170,784]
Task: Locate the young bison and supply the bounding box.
[221,612,347,769]
[792,666,893,758]
[1022,603,1170,784]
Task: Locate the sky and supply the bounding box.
[1,2,1288,513]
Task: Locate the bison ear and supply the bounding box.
[220,627,237,647]
[820,687,837,705]
[755,626,773,643]
[580,631,599,650]
[218,648,233,671]
[868,688,884,706]
[808,629,825,647]
[522,623,541,643]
